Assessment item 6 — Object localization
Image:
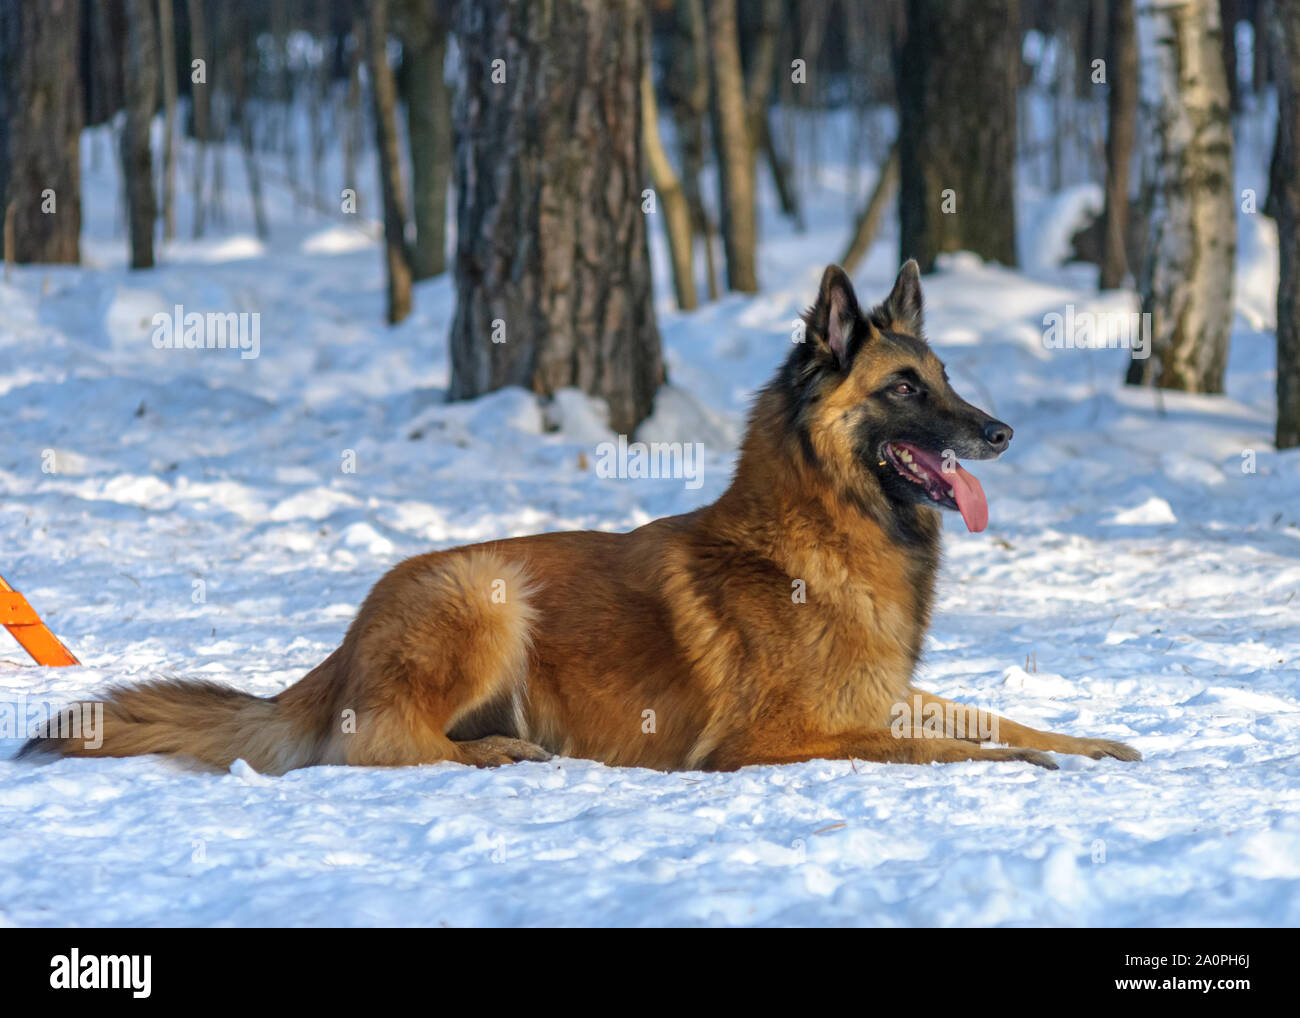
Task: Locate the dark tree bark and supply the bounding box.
[747,0,800,225]
[1128,0,1236,392]
[1100,0,1138,289]
[399,0,451,280]
[159,0,178,242]
[1267,103,1285,219]
[1254,0,1274,94]
[450,0,665,435]
[229,11,267,241]
[1275,0,1300,447]
[187,0,211,239]
[123,0,159,269]
[0,0,83,264]
[668,0,719,300]
[895,0,1019,272]
[308,0,330,207]
[1220,0,1241,111]
[366,0,413,323]
[707,0,759,292]
[344,15,364,214]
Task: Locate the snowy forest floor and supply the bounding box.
[0,118,1298,926]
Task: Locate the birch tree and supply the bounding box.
[1128,0,1236,392]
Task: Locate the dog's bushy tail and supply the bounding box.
[18,666,335,775]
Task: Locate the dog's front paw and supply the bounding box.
[1017,748,1059,770]
[995,747,1059,770]
[1079,738,1142,762]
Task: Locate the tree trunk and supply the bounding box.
[400,0,451,280]
[366,0,413,323]
[188,0,210,239]
[1254,0,1274,94]
[123,0,159,269]
[1220,0,1241,112]
[1100,0,1138,289]
[158,0,178,243]
[1275,0,1300,447]
[642,57,697,310]
[707,0,759,292]
[895,0,1019,272]
[840,138,900,273]
[668,0,718,300]
[344,16,364,215]
[0,0,82,264]
[747,0,800,225]
[1128,0,1236,392]
[308,0,330,207]
[229,20,268,241]
[450,0,665,435]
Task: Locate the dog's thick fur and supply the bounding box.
[22,264,1140,773]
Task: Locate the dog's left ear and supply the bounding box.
[871,259,924,336]
[805,264,863,368]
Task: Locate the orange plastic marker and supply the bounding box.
[0,573,79,666]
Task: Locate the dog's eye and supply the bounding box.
[891,382,917,395]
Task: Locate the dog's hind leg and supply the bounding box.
[904,688,1141,761]
[706,729,1061,770]
[337,551,550,768]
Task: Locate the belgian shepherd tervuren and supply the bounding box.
[22,263,1141,773]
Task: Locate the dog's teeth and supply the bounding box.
[948,487,955,497]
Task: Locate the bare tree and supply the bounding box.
[1100,0,1138,289]
[123,0,159,269]
[366,0,413,323]
[1128,0,1235,392]
[308,0,330,207]
[344,16,365,215]
[159,0,179,242]
[642,53,697,310]
[667,0,719,300]
[399,0,452,279]
[1275,0,1300,447]
[745,0,799,224]
[450,0,664,435]
[895,0,1018,272]
[188,0,211,239]
[0,0,82,264]
[841,140,900,273]
[707,0,759,292]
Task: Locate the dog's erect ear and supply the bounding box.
[805,264,863,368]
[871,259,924,336]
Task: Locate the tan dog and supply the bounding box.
[22,264,1140,773]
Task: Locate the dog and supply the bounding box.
[21,262,1141,773]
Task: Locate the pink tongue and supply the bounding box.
[903,444,990,533]
[948,464,988,533]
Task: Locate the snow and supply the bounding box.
[1,112,1299,928]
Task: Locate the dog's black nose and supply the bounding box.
[983,420,1012,452]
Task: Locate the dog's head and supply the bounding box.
[781,262,1012,534]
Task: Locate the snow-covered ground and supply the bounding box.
[1,113,1298,927]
